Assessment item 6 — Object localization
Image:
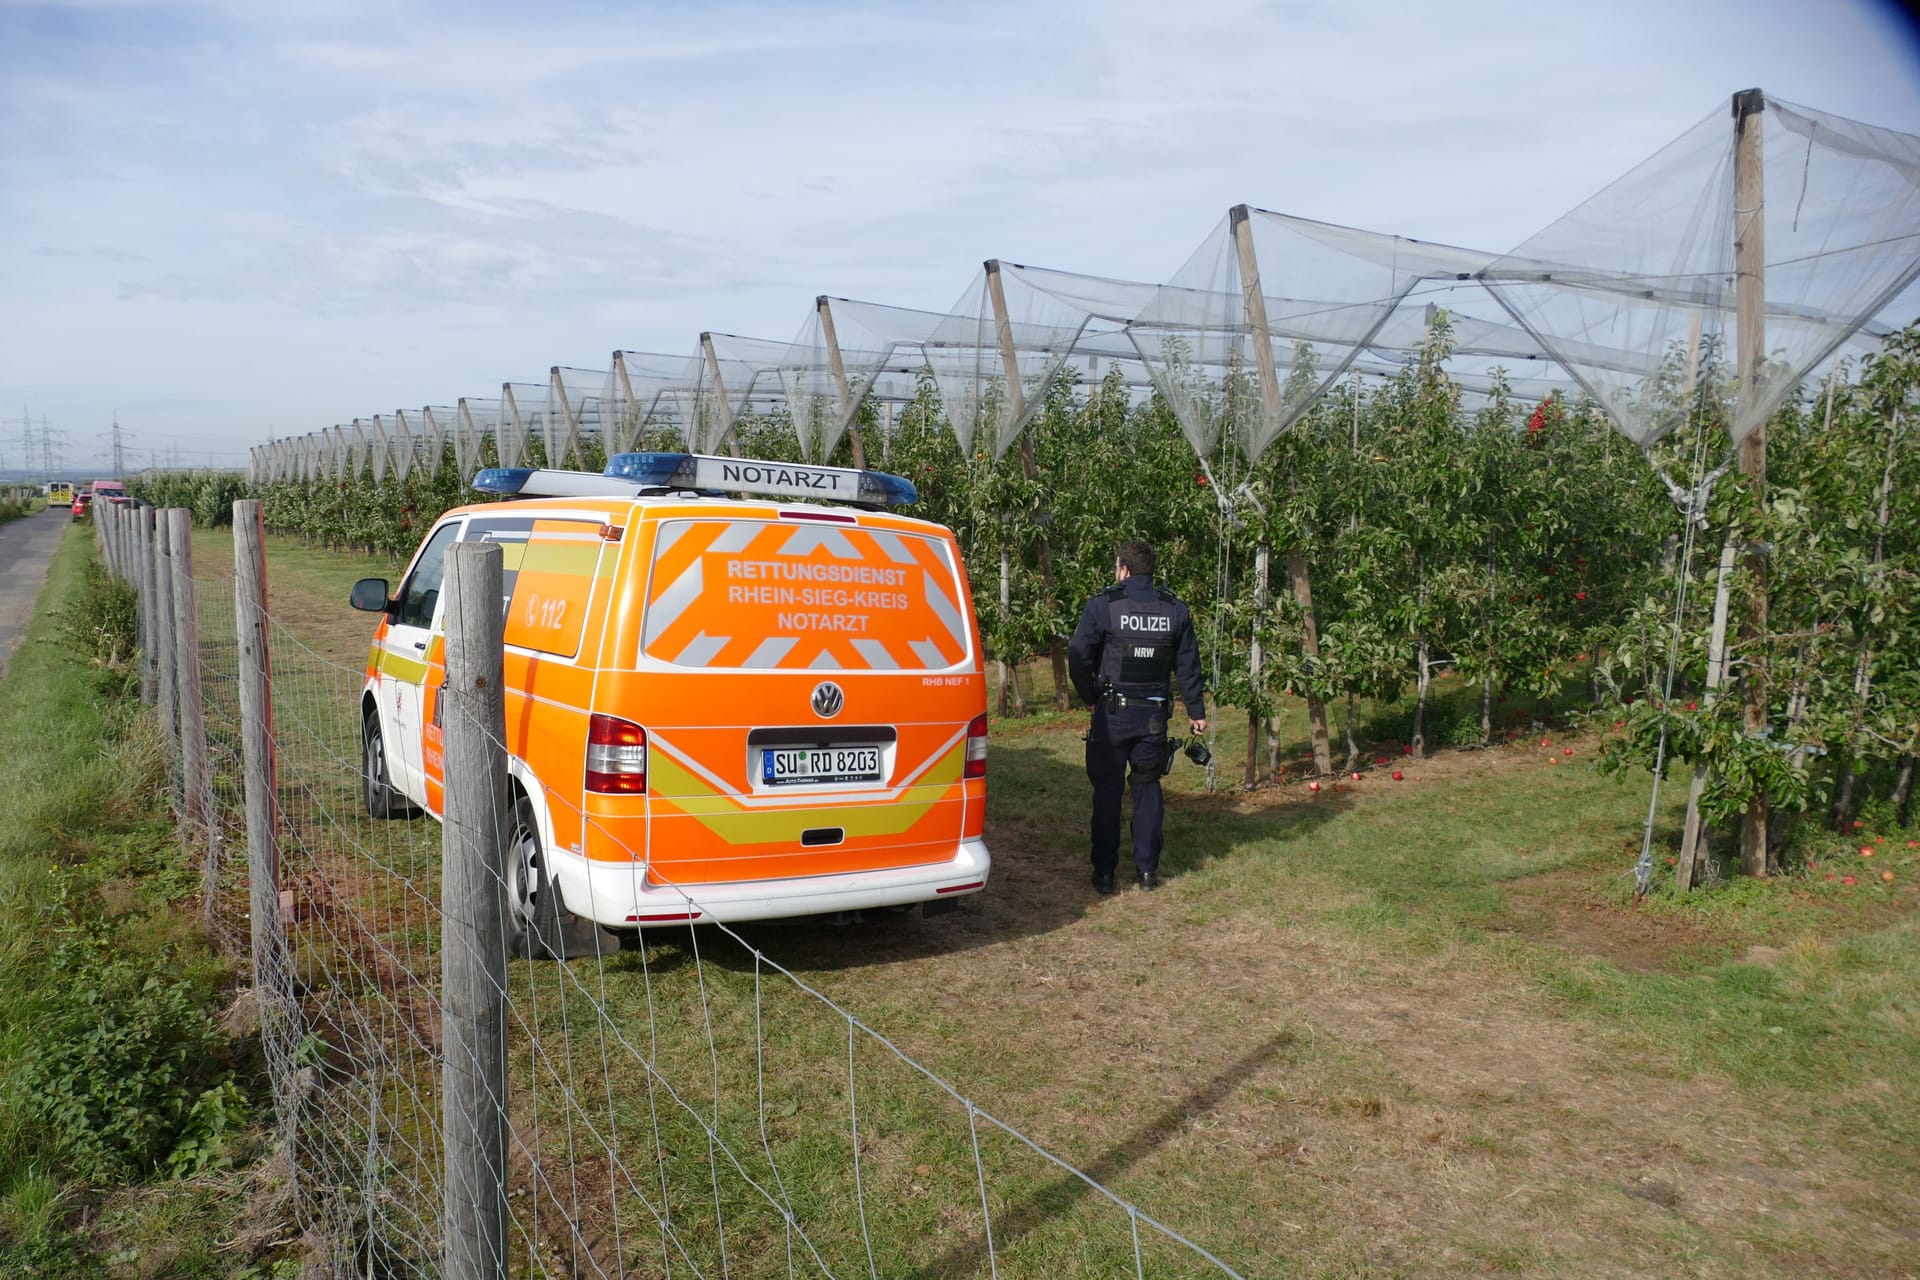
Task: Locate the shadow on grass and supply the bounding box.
[696,740,1352,974]
[906,1028,1297,1279]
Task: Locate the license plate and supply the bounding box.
[762,745,882,786]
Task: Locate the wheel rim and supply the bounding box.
[509,815,542,926]
[363,721,385,806]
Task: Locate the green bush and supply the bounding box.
[56,563,138,695]
[18,923,231,1182]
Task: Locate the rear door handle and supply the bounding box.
[412,641,426,651]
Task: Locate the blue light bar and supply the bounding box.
[472,467,536,494]
[602,452,699,488]
[604,452,919,507]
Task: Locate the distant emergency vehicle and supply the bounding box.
[47,481,73,509]
[349,452,991,954]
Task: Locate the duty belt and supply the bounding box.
[1108,692,1167,709]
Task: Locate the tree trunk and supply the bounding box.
[1894,753,1915,826]
[1246,546,1269,788]
[1831,753,1858,833]
[1289,548,1332,774]
[1343,692,1359,773]
[1480,673,1494,747]
[1412,638,1432,757]
[1678,536,1739,891]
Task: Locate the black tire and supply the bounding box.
[507,792,565,959]
[507,791,619,961]
[361,712,413,819]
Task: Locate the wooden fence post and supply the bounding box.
[137,508,157,704]
[231,500,294,1154]
[441,541,510,1280]
[168,509,216,909]
[155,512,181,779]
[104,506,115,573]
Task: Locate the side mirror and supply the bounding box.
[350,578,391,612]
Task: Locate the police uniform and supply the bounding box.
[1067,574,1206,888]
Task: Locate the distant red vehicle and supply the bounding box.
[71,491,94,520]
[92,480,128,507]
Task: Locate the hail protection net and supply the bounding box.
[458,397,507,473]
[815,296,944,406]
[550,367,615,465]
[1127,209,1490,462]
[608,351,702,452]
[949,262,1096,459]
[787,301,895,462]
[496,382,553,468]
[702,332,803,451]
[420,406,455,476]
[997,262,1162,404]
[1480,93,1920,451]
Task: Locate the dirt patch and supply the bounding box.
[1496,865,1731,974]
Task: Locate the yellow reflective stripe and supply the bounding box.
[648,746,963,844]
[375,647,429,684]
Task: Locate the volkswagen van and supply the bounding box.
[349,452,991,955]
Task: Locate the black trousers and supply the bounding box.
[1085,704,1167,878]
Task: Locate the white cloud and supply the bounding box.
[2,0,1917,464]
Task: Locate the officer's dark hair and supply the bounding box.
[1115,540,1156,578]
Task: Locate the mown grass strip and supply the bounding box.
[0,526,291,1280]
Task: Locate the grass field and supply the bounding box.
[186,525,1920,1277]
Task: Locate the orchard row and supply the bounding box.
[135,318,1920,868]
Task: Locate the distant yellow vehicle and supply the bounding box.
[47,481,73,509]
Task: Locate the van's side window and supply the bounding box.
[396,523,461,629]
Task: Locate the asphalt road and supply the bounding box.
[0,508,72,680]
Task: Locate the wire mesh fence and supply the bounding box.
[98,499,1248,1279]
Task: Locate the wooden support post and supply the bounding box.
[440,542,510,1280]
[1733,87,1770,877]
[167,509,216,907]
[1234,205,1332,773]
[701,333,744,458]
[135,508,156,703]
[1230,205,1285,423]
[985,260,1072,710]
[155,510,181,786]
[231,501,290,1033]
[110,504,126,581]
[549,367,582,467]
[1676,535,1740,890]
[1290,548,1333,774]
[816,297,868,468]
[501,384,529,468]
[612,352,640,453]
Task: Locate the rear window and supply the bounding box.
[640,518,971,672]
[465,515,607,659]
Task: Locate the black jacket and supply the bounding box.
[1067,575,1205,718]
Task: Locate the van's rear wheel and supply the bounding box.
[361,713,413,819]
[506,792,620,961]
[507,792,562,959]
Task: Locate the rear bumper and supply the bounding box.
[554,839,991,928]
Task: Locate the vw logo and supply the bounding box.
[810,681,845,719]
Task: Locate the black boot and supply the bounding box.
[1092,869,1117,896]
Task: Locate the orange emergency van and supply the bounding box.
[350,452,991,954]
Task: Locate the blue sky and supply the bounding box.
[3,0,1918,471]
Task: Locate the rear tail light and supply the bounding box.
[586,714,647,793]
[964,714,988,779]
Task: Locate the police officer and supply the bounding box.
[1067,540,1206,894]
